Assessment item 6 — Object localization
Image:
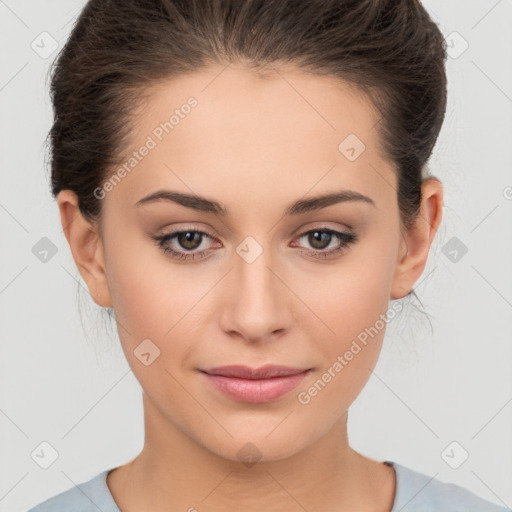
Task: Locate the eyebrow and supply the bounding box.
[134,188,375,216]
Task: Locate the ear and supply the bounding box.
[390,178,444,300]
[57,190,113,308]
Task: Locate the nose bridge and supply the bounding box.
[235,235,280,308]
[235,237,275,301]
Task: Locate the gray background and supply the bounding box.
[1,1,511,511]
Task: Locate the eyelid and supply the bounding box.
[156,221,353,243]
[156,223,217,239]
[291,220,354,236]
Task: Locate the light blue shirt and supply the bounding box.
[27,460,510,511]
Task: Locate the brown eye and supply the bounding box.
[152,229,217,261]
[294,228,358,260]
[307,230,333,250]
[176,231,203,250]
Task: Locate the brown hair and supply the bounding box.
[46,0,447,305]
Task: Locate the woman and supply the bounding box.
[28,0,510,510]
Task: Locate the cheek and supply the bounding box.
[298,246,394,348]
[103,227,214,377]
[104,241,208,409]
[295,242,396,405]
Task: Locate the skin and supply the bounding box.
[58,63,443,512]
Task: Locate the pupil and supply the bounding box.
[180,232,200,249]
[310,231,330,249]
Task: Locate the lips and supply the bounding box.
[199,365,312,403]
[201,364,310,379]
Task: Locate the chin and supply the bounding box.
[197,425,313,466]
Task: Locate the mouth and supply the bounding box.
[199,365,312,403]
[201,364,311,379]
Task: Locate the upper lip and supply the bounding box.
[201,365,311,379]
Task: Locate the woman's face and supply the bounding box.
[69,64,434,462]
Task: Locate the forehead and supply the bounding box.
[131,63,382,152]
[106,63,395,212]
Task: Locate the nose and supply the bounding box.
[218,241,293,344]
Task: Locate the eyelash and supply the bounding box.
[152,226,358,262]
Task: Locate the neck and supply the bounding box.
[107,393,396,512]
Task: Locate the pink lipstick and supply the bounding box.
[200,364,311,403]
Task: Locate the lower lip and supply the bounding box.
[201,370,311,403]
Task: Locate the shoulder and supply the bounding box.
[388,461,510,512]
[26,469,120,512]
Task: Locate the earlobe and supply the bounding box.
[56,190,113,308]
[390,178,444,300]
